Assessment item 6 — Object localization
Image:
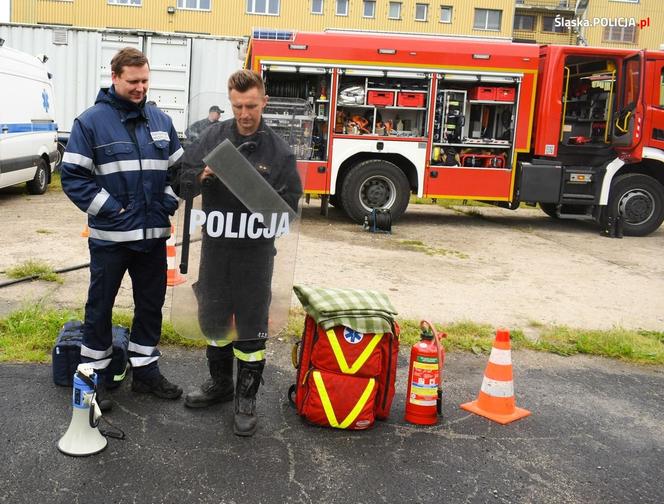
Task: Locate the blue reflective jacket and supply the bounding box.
[61,87,183,250]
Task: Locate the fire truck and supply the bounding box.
[246,31,664,236]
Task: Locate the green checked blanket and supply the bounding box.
[293,285,398,334]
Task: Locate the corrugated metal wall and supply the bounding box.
[12,0,515,39]
[188,37,245,123]
[0,23,243,135]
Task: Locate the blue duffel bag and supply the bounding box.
[52,320,130,387]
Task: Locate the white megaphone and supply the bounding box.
[57,363,107,456]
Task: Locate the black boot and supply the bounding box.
[233,360,264,437]
[95,371,113,413]
[131,364,183,400]
[184,356,234,408]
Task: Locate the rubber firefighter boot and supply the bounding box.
[233,360,265,437]
[184,356,234,408]
[95,371,113,413]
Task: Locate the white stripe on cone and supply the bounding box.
[166,227,176,246]
[480,377,515,398]
[488,347,512,366]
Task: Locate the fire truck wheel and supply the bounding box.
[329,194,342,209]
[606,173,664,237]
[539,203,559,219]
[341,159,410,223]
[26,159,49,195]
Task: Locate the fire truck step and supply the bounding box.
[556,203,595,220]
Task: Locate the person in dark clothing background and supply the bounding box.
[61,47,184,409]
[184,105,223,146]
[179,69,302,436]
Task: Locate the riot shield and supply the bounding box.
[181,91,227,149]
[170,92,305,343]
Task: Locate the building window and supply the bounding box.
[108,0,142,5]
[439,6,452,23]
[513,14,535,31]
[246,0,279,15]
[336,0,348,16]
[603,24,637,43]
[415,3,428,22]
[178,0,211,9]
[388,2,401,19]
[311,0,323,14]
[363,1,375,18]
[473,8,501,31]
[542,16,567,33]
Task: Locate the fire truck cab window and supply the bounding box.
[560,56,617,146]
[622,57,641,109]
[660,69,664,107]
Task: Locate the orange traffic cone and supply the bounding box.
[166,224,186,286]
[460,328,530,424]
[81,225,89,237]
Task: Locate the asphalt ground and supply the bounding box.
[1,341,662,504]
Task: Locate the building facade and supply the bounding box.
[579,0,663,50]
[8,0,663,49]
[11,0,515,39]
[513,0,577,45]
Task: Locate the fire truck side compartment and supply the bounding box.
[519,161,562,203]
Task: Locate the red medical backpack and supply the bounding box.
[289,315,399,430]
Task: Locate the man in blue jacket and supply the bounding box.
[61,47,184,408]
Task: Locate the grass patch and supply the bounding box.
[410,196,488,208]
[283,307,306,340]
[0,306,206,363]
[5,260,63,283]
[111,310,206,349]
[1,307,663,365]
[0,304,79,363]
[396,319,528,354]
[530,326,664,364]
[396,239,469,259]
[36,229,55,235]
[50,170,63,191]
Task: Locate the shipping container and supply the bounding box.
[0,23,246,138]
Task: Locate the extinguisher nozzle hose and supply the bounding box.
[437,391,442,416]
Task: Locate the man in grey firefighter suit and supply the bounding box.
[61,47,184,407]
[179,69,302,436]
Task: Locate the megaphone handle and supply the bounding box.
[89,398,101,428]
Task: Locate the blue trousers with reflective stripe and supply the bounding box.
[83,241,167,378]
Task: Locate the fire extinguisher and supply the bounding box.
[404,320,446,425]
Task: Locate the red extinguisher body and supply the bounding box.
[404,334,441,425]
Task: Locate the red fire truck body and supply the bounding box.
[248,31,664,236]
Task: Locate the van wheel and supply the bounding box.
[27,159,49,195]
[606,173,664,236]
[340,159,410,223]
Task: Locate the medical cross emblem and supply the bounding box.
[42,90,50,112]
[343,328,363,345]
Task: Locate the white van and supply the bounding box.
[0,39,58,194]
